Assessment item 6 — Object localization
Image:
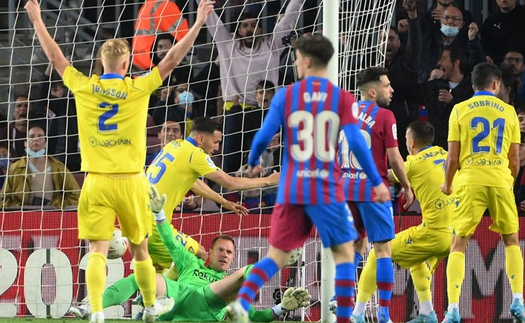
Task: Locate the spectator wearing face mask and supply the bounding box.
[420,5,485,83]
[152,83,196,133]
[1,122,79,209]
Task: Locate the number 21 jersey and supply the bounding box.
[63,66,162,173]
[448,91,520,188]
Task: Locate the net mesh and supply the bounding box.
[0,0,401,320]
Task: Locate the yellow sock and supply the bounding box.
[506,245,524,294]
[356,249,377,303]
[446,251,465,303]
[86,252,107,313]
[410,262,432,303]
[133,257,157,307]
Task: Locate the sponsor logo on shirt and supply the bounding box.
[296,168,329,179]
[193,269,220,283]
[89,136,132,147]
[206,156,216,168]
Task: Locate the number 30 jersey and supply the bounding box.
[248,76,382,205]
[63,65,162,173]
[448,91,520,188]
[339,101,398,202]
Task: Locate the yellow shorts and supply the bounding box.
[148,224,201,271]
[392,224,451,272]
[77,173,152,245]
[454,185,518,236]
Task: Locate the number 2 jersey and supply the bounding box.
[340,100,398,202]
[248,76,382,205]
[448,91,520,188]
[62,66,162,173]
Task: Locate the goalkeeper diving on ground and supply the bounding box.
[69,185,311,321]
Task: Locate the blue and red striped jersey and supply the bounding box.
[339,100,398,202]
[249,76,382,205]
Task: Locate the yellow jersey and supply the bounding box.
[62,66,162,173]
[448,91,520,188]
[399,146,455,229]
[145,138,220,222]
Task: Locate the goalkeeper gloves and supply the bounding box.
[149,185,167,222]
[271,287,311,317]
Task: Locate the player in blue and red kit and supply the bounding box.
[225,34,390,323]
[339,67,413,323]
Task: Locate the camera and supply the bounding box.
[282,30,303,46]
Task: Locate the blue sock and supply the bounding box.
[376,257,393,319]
[335,262,355,323]
[237,257,279,312]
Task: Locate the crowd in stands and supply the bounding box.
[2,0,525,212]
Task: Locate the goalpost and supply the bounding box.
[0,0,395,320]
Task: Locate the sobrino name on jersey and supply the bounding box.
[467,100,504,112]
[92,85,128,99]
[192,269,221,283]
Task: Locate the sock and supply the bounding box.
[446,252,465,304]
[335,262,355,323]
[133,257,157,307]
[354,251,363,268]
[410,262,432,313]
[86,252,107,313]
[353,302,367,316]
[356,249,377,305]
[238,257,279,312]
[102,274,139,307]
[376,257,393,319]
[447,303,459,312]
[506,245,524,295]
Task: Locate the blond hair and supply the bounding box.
[100,39,130,70]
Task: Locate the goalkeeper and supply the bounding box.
[70,185,311,321]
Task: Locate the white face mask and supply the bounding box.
[26,148,46,157]
[440,25,459,37]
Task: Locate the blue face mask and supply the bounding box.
[0,156,10,169]
[26,148,46,157]
[440,25,459,37]
[178,91,194,107]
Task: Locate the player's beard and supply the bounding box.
[377,95,391,108]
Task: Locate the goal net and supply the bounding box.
[0,0,402,320]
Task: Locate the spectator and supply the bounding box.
[151,33,192,87]
[152,82,196,130]
[498,68,520,106]
[0,140,10,189]
[132,0,189,70]
[481,0,525,66]
[517,106,525,132]
[417,47,473,149]
[383,1,421,158]
[420,5,485,83]
[0,94,29,159]
[428,65,445,80]
[146,119,185,166]
[420,0,473,43]
[501,50,525,104]
[197,0,303,172]
[1,122,79,209]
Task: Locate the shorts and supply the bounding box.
[391,224,451,272]
[347,201,394,243]
[269,202,358,250]
[160,279,226,322]
[77,172,152,245]
[454,185,518,236]
[148,225,201,272]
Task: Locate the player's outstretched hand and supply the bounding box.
[195,0,215,26]
[373,183,390,203]
[266,171,280,186]
[149,185,167,214]
[281,287,312,311]
[402,186,414,210]
[24,0,42,24]
[440,183,453,195]
[223,200,249,216]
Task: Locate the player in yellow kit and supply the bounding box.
[441,63,524,323]
[350,121,455,323]
[146,116,279,275]
[24,1,215,322]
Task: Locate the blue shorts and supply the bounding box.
[269,202,358,250]
[347,201,394,243]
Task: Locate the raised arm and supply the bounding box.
[157,1,215,80]
[195,0,232,43]
[272,0,304,50]
[25,0,70,76]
